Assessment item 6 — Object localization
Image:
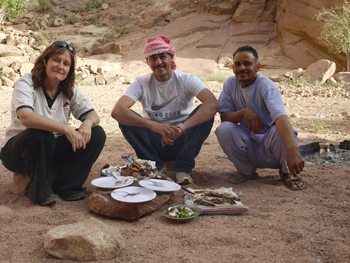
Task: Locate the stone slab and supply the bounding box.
[87,189,173,221]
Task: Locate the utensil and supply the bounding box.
[181,186,196,195]
[113,190,140,197]
[111,174,128,185]
[144,178,164,187]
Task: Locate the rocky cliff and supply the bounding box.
[0,0,347,72]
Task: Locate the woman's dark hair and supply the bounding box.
[233,45,259,60]
[31,42,76,99]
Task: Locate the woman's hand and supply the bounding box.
[78,119,93,144]
[63,125,87,152]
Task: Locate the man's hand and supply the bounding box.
[148,122,180,147]
[63,125,87,152]
[286,147,305,176]
[242,108,264,133]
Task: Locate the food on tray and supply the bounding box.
[164,205,200,219]
[119,155,166,179]
[192,189,240,206]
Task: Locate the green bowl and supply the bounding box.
[163,205,201,222]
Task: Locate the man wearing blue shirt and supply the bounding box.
[215,46,305,190]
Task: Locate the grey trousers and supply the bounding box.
[215,121,298,175]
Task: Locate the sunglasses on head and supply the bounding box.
[51,40,76,55]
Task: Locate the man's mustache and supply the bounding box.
[154,64,165,69]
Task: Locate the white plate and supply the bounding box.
[139,179,181,192]
[111,186,156,203]
[91,176,133,189]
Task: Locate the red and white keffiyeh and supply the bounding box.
[144,35,176,69]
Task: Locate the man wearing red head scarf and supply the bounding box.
[112,35,219,184]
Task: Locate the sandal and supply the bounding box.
[280,172,307,191]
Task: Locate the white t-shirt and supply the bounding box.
[124,70,205,124]
[1,74,94,148]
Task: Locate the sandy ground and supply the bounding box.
[0,79,349,263]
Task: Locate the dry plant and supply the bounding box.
[316,1,350,71]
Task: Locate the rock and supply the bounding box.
[0,76,14,87]
[76,68,90,81]
[89,64,98,74]
[328,77,337,85]
[102,3,109,10]
[5,35,16,46]
[50,0,60,6]
[0,51,22,57]
[198,1,237,15]
[0,66,15,76]
[115,43,130,54]
[284,68,304,79]
[218,56,233,68]
[303,59,336,84]
[94,73,107,85]
[0,206,15,223]
[30,32,44,42]
[20,62,34,75]
[269,75,287,82]
[52,17,65,27]
[44,217,125,261]
[9,23,27,31]
[290,113,301,118]
[12,173,30,195]
[106,75,121,85]
[87,190,172,221]
[233,1,275,22]
[333,72,350,84]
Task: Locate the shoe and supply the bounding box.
[61,191,86,201]
[279,169,306,191]
[231,171,259,184]
[175,172,193,185]
[39,194,58,206]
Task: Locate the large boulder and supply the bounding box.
[87,190,173,221]
[0,206,16,223]
[303,59,336,84]
[44,217,125,261]
[333,72,350,84]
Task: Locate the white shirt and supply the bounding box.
[124,70,205,124]
[1,74,94,148]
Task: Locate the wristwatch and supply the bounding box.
[177,123,185,133]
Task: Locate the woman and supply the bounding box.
[0,41,106,205]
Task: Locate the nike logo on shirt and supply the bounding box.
[151,96,177,110]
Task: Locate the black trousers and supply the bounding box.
[0,126,106,204]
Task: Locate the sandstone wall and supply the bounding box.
[276,0,346,69]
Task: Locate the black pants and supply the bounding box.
[0,126,106,204]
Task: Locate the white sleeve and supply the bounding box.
[124,78,143,102]
[70,86,94,120]
[13,74,35,113]
[182,73,205,96]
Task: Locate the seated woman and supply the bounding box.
[0,41,106,205]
